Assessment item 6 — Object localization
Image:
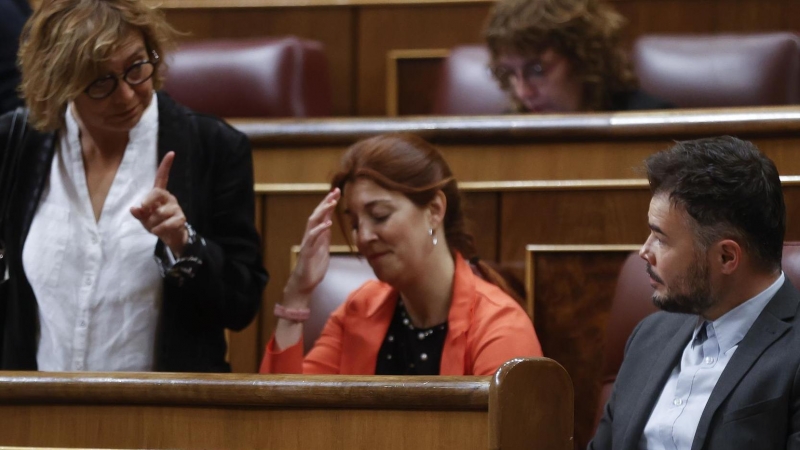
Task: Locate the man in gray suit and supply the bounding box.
[590,136,800,450]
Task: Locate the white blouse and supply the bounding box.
[22,94,163,372]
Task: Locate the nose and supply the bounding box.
[639,235,654,264]
[355,222,376,248]
[114,79,137,102]
[510,75,537,102]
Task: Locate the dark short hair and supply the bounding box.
[645,136,785,271]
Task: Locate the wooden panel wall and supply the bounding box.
[527,248,638,450]
[160,0,800,116]
[250,135,800,184]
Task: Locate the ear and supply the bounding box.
[426,191,447,231]
[714,239,741,275]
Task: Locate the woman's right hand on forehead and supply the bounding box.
[283,188,342,307]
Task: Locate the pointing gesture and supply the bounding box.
[153,149,173,189]
[131,151,189,256]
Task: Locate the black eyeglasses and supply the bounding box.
[84,51,160,100]
[490,61,546,86]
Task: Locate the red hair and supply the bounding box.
[331,134,522,302]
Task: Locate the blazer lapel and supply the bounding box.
[155,92,194,221]
[339,283,396,374]
[620,317,696,450]
[439,254,472,375]
[16,131,56,252]
[689,281,797,450]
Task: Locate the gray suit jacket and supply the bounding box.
[589,279,800,450]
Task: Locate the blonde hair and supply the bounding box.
[484,0,637,112]
[19,0,177,131]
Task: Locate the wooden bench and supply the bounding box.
[0,358,572,449]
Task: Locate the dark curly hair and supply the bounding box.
[484,0,637,111]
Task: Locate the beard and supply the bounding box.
[648,257,715,315]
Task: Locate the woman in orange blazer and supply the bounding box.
[260,134,542,376]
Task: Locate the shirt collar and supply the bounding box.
[64,92,159,156]
[130,92,159,142]
[693,272,785,354]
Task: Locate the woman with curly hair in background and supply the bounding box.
[484,0,671,113]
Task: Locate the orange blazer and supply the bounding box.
[260,254,542,376]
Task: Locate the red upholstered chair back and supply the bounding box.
[302,254,376,354]
[162,37,332,118]
[431,45,508,115]
[781,242,800,289]
[594,252,657,428]
[633,32,800,108]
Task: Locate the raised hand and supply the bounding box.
[130,151,188,256]
[283,188,341,307]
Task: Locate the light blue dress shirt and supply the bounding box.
[640,272,785,450]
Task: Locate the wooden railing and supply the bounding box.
[0,357,572,450]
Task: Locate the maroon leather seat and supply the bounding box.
[162,37,332,118]
[633,32,800,108]
[302,254,376,353]
[431,45,507,115]
[593,252,657,430]
[594,242,800,432]
[782,242,800,288]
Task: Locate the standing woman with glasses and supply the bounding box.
[0,0,268,372]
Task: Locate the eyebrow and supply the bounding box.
[131,46,148,58]
[343,199,392,215]
[120,46,148,64]
[649,223,667,237]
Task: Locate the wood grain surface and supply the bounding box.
[0,358,573,450]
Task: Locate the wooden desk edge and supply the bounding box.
[231,106,800,146]
[255,176,800,194]
[0,371,490,409]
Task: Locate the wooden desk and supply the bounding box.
[0,358,572,450]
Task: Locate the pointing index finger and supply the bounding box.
[154,151,175,189]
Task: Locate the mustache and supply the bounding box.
[646,264,664,284]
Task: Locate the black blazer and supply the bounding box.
[590,279,800,450]
[0,92,269,372]
[0,0,31,115]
